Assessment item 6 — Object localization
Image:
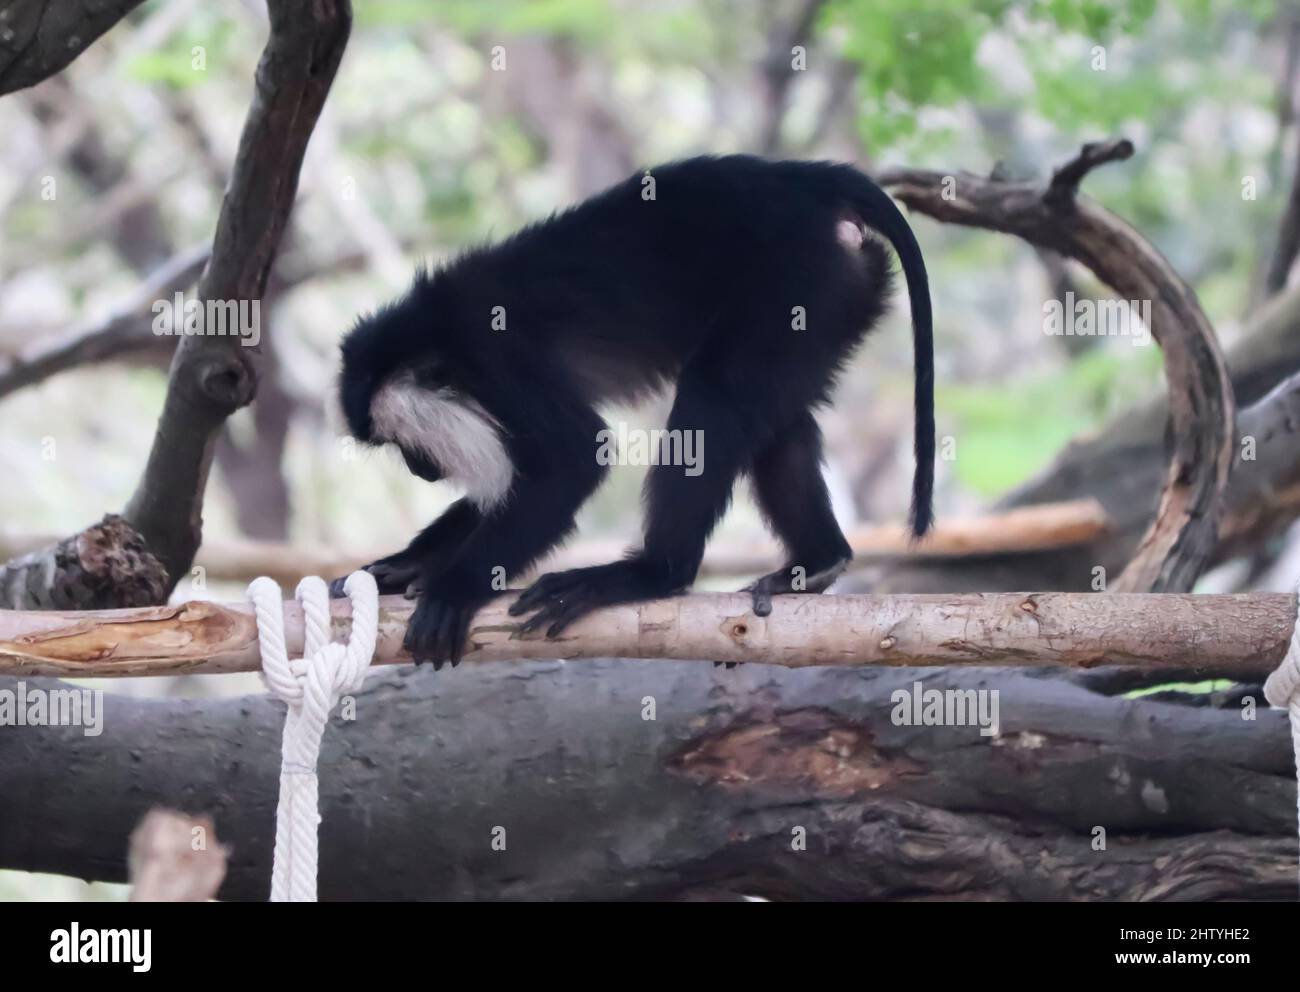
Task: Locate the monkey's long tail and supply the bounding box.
[836,166,935,539]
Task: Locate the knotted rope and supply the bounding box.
[246,572,378,902]
[1265,586,1300,890]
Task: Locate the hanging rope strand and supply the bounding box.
[247,571,378,902]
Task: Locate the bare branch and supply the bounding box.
[757,0,828,155]
[0,0,148,96]
[0,244,208,400]
[0,498,1112,589]
[0,514,166,610]
[0,590,1290,680]
[1044,138,1134,206]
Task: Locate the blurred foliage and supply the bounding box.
[825,0,1274,147]
[122,10,239,88]
[939,343,1163,495]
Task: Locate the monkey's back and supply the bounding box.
[443,155,896,406]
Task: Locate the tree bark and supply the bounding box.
[0,663,1291,900]
[0,514,167,611]
[0,0,149,96]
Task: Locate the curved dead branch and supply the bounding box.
[878,139,1236,593]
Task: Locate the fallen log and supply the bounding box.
[0,498,1110,591]
[0,590,1293,680]
[1,663,1292,900]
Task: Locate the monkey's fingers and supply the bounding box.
[403,602,449,670]
[747,581,774,618]
[530,602,589,639]
[509,570,586,615]
[446,606,472,666]
[515,603,562,636]
[369,559,422,595]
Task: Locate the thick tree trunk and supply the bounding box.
[0,662,1292,900]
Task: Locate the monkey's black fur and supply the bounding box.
[337,155,934,667]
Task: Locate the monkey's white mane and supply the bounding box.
[370,370,514,511]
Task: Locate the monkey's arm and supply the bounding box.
[404,402,608,667]
[329,499,481,598]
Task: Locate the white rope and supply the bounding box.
[246,571,379,902]
[1265,584,1300,892]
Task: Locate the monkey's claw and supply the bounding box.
[743,571,793,618]
[403,594,484,669]
[741,559,850,617]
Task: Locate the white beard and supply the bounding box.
[369,370,514,511]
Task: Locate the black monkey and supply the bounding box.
[335,155,933,667]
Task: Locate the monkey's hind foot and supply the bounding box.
[742,557,851,618]
[510,559,685,640]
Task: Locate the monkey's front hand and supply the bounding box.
[329,553,420,599]
[403,585,492,670]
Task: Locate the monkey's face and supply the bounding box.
[364,364,515,510]
[338,289,515,509]
[398,441,444,482]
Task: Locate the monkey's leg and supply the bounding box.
[328,499,480,598]
[512,363,766,638]
[744,411,854,617]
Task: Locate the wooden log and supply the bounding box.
[1,664,1292,900]
[0,590,1291,680]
